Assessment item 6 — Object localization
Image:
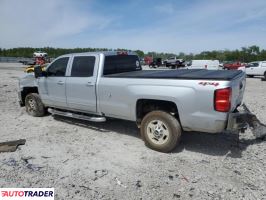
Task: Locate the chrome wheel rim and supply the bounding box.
[27,98,36,112]
[146,120,169,145]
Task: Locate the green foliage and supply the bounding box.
[134,50,144,58]
[0,45,266,62]
[144,45,266,62]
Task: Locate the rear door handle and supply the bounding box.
[57,81,64,85]
[86,82,95,87]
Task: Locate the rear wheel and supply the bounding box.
[264,72,266,79]
[140,111,182,152]
[25,93,45,117]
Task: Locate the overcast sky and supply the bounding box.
[0,0,266,53]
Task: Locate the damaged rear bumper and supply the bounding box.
[227,104,266,139]
[227,112,253,132]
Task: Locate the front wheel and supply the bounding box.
[264,72,266,79]
[25,93,45,117]
[247,75,254,78]
[140,111,182,152]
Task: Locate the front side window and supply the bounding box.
[71,56,95,77]
[252,62,259,67]
[47,57,69,77]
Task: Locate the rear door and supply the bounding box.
[65,55,98,113]
[260,62,266,75]
[38,56,69,107]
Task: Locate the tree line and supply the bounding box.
[0,45,266,62]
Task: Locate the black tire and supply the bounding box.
[247,75,254,78]
[264,71,266,79]
[140,111,182,152]
[25,93,45,117]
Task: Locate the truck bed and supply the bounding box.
[105,69,243,80]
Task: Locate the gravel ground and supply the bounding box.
[0,63,265,200]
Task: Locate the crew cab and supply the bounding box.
[18,51,248,152]
[245,61,266,79]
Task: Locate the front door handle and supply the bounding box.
[57,81,64,85]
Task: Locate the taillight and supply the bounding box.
[214,88,231,112]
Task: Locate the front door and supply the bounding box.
[66,55,98,113]
[38,56,69,108]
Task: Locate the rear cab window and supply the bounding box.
[103,55,141,75]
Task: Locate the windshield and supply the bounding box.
[103,55,141,75]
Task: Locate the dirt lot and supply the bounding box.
[0,63,265,200]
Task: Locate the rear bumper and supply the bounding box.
[226,105,256,132]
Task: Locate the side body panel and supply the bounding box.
[97,76,245,133]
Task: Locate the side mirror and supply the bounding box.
[34,65,46,78]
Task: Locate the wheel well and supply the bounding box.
[136,99,180,125]
[21,87,38,105]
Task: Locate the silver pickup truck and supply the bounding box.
[18,51,265,152]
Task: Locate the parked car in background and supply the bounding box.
[149,58,163,68]
[245,61,266,78]
[223,61,245,70]
[186,60,220,70]
[164,57,185,69]
[33,51,48,57]
[144,56,153,65]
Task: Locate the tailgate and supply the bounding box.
[230,72,246,111]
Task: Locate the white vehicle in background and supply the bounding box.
[33,51,48,57]
[245,61,266,79]
[186,60,220,70]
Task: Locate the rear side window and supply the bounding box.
[261,62,266,67]
[47,57,69,77]
[71,56,95,77]
[103,55,141,75]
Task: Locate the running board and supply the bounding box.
[48,108,106,122]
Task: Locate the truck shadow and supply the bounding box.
[174,131,265,158]
[53,115,264,157]
[53,115,140,138]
